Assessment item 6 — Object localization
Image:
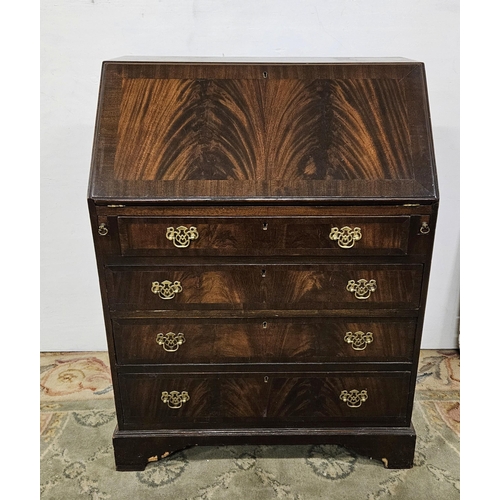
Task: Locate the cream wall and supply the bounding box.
[40,0,459,351]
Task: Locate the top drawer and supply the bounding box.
[116,216,411,257]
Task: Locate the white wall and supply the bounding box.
[40,0,460,351]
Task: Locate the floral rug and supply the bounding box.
[40,350,459,499]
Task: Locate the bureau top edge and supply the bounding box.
[104,56,418,64]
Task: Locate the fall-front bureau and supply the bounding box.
[88,58,438,470]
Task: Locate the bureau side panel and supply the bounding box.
[87,199,125,427]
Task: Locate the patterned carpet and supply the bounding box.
[40,350,459,499]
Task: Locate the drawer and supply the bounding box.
[113,318,417,365]
[105,264,423,311]
[116,216,411,256]
[118,372,412,430]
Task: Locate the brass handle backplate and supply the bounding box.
[156,332,185,352]
[161,391,190,409]
[346,279,377,300]
[329,226,362,248]
[166,226,199,248]
[340,389,368,408]
[151,280,183,300]
[344,331,374,350]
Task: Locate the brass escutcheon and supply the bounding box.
[346,279,377,300]
[151,280,183,300]
[339,389,368,408]
[166,226,199,248]
[156,332,185,352]
[161,390,190,409]
[329,226,362,248]
[344,331,374,350]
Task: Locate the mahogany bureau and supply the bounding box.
[88,57,438,471]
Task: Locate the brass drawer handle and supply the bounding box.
[420,222,430,234]
[161,390,190,409]
[344,331,374,350]
[151,280,183,300]
[166,225,199,248]
[329,226,362,248]
[340,389,368,408]
[156,332,185,352]
[346,279,377,300]
[98,223,108,236]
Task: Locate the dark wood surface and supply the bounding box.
[88,59,438,470]
[94,205,435,260]
[105,264,423,311]
[113,77,412,182]
[116,215,411,256]
[88,60,437,203]
[118,371,411,430]
[112,424,417,471]
[112,317,417,365]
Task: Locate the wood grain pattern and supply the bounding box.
[105,264,423,311]
[264,79,326,181]
[89,61,438,203]
[112,318,418,365]
[88,60,439,470]
[115,79,266,181]
[116,215,411,257]
[113,78,413,183]
[332,79,413,180]
[119,375,215,428]
[118,372,411,430]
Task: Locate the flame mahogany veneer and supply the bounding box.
[88,58,438,470]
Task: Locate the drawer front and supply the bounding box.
[117,216,411,256]
[113,318,417,365]
[119,372,411,430]
[105,264,423,311]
